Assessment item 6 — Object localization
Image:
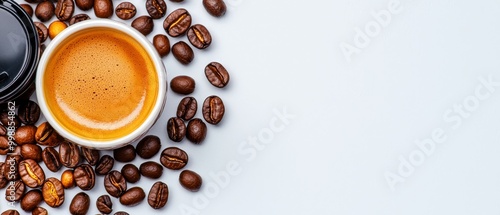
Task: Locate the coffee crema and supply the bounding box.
[44,28,158,141]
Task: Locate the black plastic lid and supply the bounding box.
[0,0,39,103]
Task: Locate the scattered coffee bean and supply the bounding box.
[121,164,140,183]
[0,137,10,155]
[60,169,75,189]
[0,210,19,215]
[160,147,188,170]
[55,0,74,21]
[153,34,170,57]
[20,4,33,17]
[5,180,24,202]
[94,0,113,18]
[170,75,195,94]
[13,125,36,145]
[20,189,43,211]
[32,207,48,215]
[95,155,114,175]
[36,122,61,147]
[114,211,129,215]
[172,41,194,65]
[113,145,136,162]
[0,113,20,129]
[186,118,207,144]
[20,144,42,162]
[4,154,21,181]
[42,147,62,172]
[203,0,226,17]
[132,15,154,36]
[179,170,202,191]
[69,13,90,25]
[136,135,161,159]
[35,1,55,22]
[104,170,126,197]
[69,192,90,215]
[115,2,136,20]
[42,177,64,207]
[203,95,225,125]
[48,20,67,39]
[177,97,197,121]
[119,187,145,206]
[73,164,95,190]
[146,0,166,19]
[205,62,230,88]
[34,22,48,43]
[167,117,186,142]
[140,161,163,179]
[187,24,212,49]
[75,0,93,10]
[0,125,6,136]
[163,8,191,37]
[59,141,80,168]
[18,100,40,125]
[81,147,100,166]
[19,159,45,188]
[0,163,7,189]
[148,181,169,209]
[97,195,113,214]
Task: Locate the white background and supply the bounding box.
[7,0,500,214]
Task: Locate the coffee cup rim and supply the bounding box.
[36,19,167,150]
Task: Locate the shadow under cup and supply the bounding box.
[36,20,166,150]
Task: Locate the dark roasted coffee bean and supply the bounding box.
[167,117,185,142]
[0,112,20,129]
[170,75,195,94]
[186,118,207,144]
[13,125,37,145]
[97,195,113,214]
[18,100,40,125]
[42,177,64,207]
[55,0,74,21]
[140,161,163,179]
[205,62,230,88]
[153,34,170,57]
[160,147,188,170]
[114,211,129,215]
[4,154,21,181]
[32,207,48,215]
[75,0,93,10]
[146,0,166,19]
[187,24,212,49]
[60,169,75,189]
[95,155,114,175]
[203,95,225,125]
[5,180,25,202]
[0,136,11,155]
[203,0,226,17]
[94,0,113,18]
[121,164,140,183]
[104,170,126,197]
[36,122,61,147]
[163,8,191,37]
[179,170,202,191]
[148,181,168,209]
[69,13,90,25]
[172,41,194,65]
[20,189,43,211]
[132,15,154,36]
[42,147,62,172]
[81,147,99,166]
[20,4,33,17]
[73,164,95,190]
[34,22,48,43]
[21,144,42,162]
[119,187,145,206]
[1,210,19,215]
[0,125,6,136]
[0,163,7,189]
[113,145,136,162]
[177,97,197,121]
[69,192,90,215]
[136,135,161,159]
[35,1,55,22]
[115,2,136,20]
[19,159,45,188]
[59,141,80,168]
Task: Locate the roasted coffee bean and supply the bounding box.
[1,210,19,215]
[146,0,166,19]
[136,135,161,159]
[34,22,48,43]
[59,141,80,168]
[119,187,145,206]
[186,118,207,144]
[32,207,48,215]
[48,20,67,39]
[20,189,43,211]
[177,97,197,121]
[0,112,20,129]
[104,170,126,197]
[13,125,37,145]
[0,125,6,136]
[170,75,195,94]
[36,122,61,147]
[205,62,230,88]
[203,95,225,125]
[42,147,62,172]
[96,195,113,214]
[0,163,7,188]
[75,0,93,10]
[187,24,212,49]
[42,177,64,207]
[0,136,11,155]
[172,41,194,65]
[21,4,33,17]
[167,117,186,142]
[73,164,95,190]
[19,159,45,188]
[140,161,163,179]
[35,1,55,22]
[69,192,90,215]
[203,0,226,17]
[115,2,136,20]
[163,8,191,37]
[153,34,170,57]
[121,164,140,183]
[160,147,188,170]
[113,145,136,162]
[114,212,129,215]
[4,154,21,181]
[95,155,114,175]
[18,101,40,125]
[55,0,74,21]
[5,180,25,202]
[94,0,113,18]
[81,147,99,166]
[21,144,42,162]
[69,13,90,25]
[60,169,75,189]
[132,15,154,36]
[179,170,202,191]
[148,181,169,209]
